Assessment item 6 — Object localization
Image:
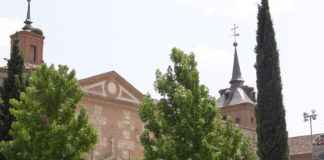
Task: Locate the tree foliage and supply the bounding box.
[0,38,26,141]
[255,0,289,159]
[0,65,97,160]
[139,48,256,160]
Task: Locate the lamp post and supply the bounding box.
[304,110,317,145]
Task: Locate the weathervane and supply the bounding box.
[231,24,240,47]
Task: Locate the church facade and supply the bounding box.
[1,1,323,160]
[79,71,144,160]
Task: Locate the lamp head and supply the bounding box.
[304,112,309,122]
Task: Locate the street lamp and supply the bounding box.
[304,110,317,145]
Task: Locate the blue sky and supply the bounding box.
[0,0,323,137]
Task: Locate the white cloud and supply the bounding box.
[194,45,229,61]
[191,44,232,70]
[166,43,233,76]
[165,43,231,68]
[0,17,21,47]
[175,0,294,18]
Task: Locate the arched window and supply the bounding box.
[235,117,240,124]
[31,45,37,63]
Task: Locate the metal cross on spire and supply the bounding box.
[231,24,240,47]
[23,0,33,30]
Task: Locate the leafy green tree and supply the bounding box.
[0,65,97,160]
[0,38,26,142]
[255,0,289,159]
[139,48,256,160]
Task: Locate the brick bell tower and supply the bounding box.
[11,0,44,65]
[0,0,44,86]
[217,25,257,145]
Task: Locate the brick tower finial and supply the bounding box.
[23,0,32,31]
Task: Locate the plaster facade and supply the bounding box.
[79,71,144,160]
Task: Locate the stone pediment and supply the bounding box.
[79,71,143,105]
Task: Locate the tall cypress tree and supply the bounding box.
[0,38,26,141]
[255,0,289,159]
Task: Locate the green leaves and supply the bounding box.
[0,64,97,160]
[0,39,26,142]
[139,48,256,160]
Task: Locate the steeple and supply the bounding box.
[217,25,256,134]
[23,0,33,30]
[218,24,256,106]
[230,24,244,87]
[230,43,244,86]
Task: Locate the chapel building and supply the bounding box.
[2,1,324,160]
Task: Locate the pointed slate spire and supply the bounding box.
[230,24,244,87]
[217,25,256,107]
[23,0,33,30]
